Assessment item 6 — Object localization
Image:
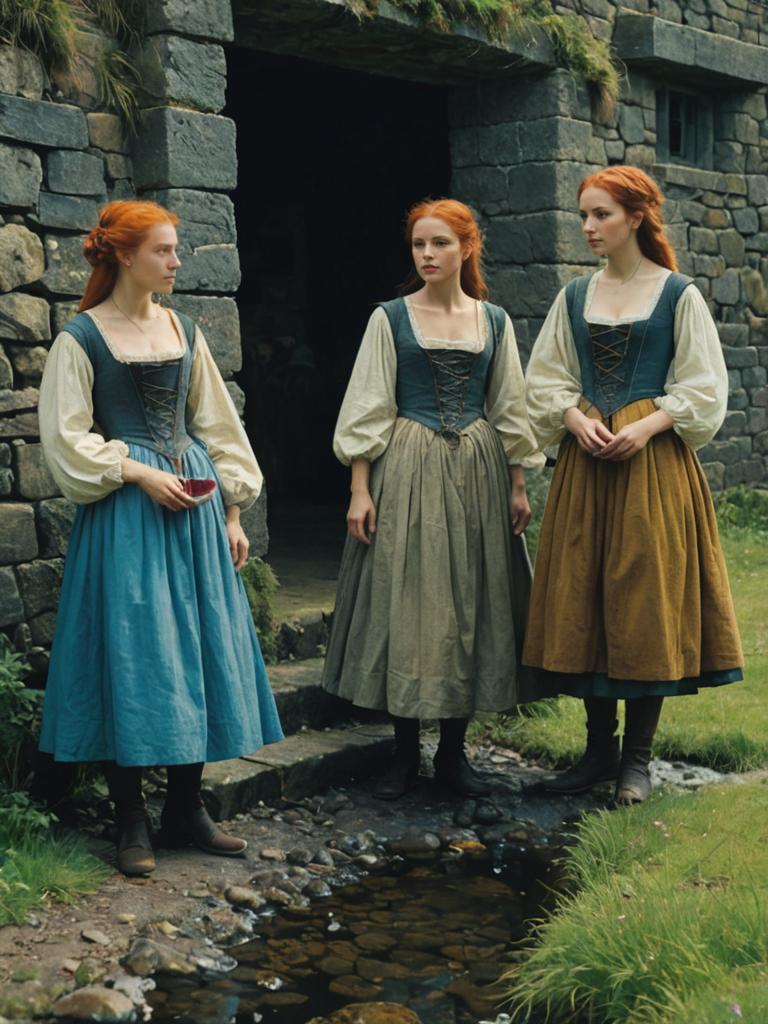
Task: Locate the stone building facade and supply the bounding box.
[0,0,766,666]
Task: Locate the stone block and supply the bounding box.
[702,460,725,490]
[476,123,520,165]
[132,108,236,190]
[714,140,745,173]
[744,366,768,388]
[7,345,48,383]
[485,210,588,265]
[741,267,768,314]
[755,429,768,453]
[703,208,731,229]
[46,150,105,196]
[0,95,88,149]
[36,497,76,557]
[0,387,37,414]
[748,407,768,434]
[719,324,749,347]
[492,263,593,318]
[12,442,58,500]
[605,139,625,162]
[0,43,44,100]
[690,227,719,254]
[728,387,748,410]
[86,113,127,154]
[697,440,741,465]
[15,558,64,618]
[41,235,90,296]
[29,610,55,645]
[0,502,37,563]
[449,126,480,168]
[137,36,226,114]
[719,228,746,266]
[680,200,707,224]
[0,412,38,439]
[36,192,104,233]
[226,381,245,417]
[724,345,758,367]
[733,207,759,234]
[161,294,240,376]
[0,565,24,625]
[0,292,50,342]
[747,175,768,206]
[144,0,234,41]
[52,301,80,335]
[142,188,239,292]
[0,224,44,292]
[720,409,747,435]
[240,488,268,559]
[0,346,10,388]
[618,103,645,144]
[753,388,768,408]
[711,268,741,305]
[104,153,132,180]
[0,142,42,208]
[452,166,507,206]
[517,118,594,162]
[476,69,591,124]
[746,233,768,253]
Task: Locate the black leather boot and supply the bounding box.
[160,763,247,855]
[373,717,420,800]
[615,696,663,805]
[104,763,155,876]
[433,718,491,797]
[543,698,621,794]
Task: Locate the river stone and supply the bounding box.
[0,94,88,149]
[287,847,313,866]
[386,830,442,859]
[52,986,133,1022]
[305,879,333,898]
[327,976,383,1001]
[0,292,50,342]
[0,502,36,563]
[41,235,90,296]
[0,142,42,208]
[0,224,44,292]
[311,1002,420,1023]
[225,885,266,911]
[200,905,253,945]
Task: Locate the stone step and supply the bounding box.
[275,608,330,662]
[269,656,361,735]
[202,723,394,819]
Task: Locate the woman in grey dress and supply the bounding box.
[322,198,543,799]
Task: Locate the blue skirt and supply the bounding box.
[39,441,284,766]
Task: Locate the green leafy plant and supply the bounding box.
[241,557,280,664]
[346,0,620,114]
[716,484,768,536]
[0,648,42,794]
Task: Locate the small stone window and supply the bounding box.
[656,88,714,169]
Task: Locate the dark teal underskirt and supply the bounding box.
[532,667,744,699]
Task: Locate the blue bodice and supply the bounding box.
[378,297,506,444]
[64,311,197,467]
[565,272,693,417]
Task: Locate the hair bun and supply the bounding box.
[83,225,115,267]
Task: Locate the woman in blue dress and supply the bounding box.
[38,200,283,875]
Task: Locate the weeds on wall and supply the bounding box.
[347,0,620,115]
[241,557,281,665]
[0,0,143,125]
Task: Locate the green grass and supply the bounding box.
[474,523,768,775]
[504,783,768,1023]
[0,821,110,927]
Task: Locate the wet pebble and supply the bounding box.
[475,801,503,825]
[286,847,312,866]
[260,847,286,861]
[225,885,266,912]
[386,830,442,859]
[304,879,333,898]
[454,799,476,827]
[81,928,110,945]
[311,848,335,867]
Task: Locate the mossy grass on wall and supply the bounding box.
[0,0,142,124]
[347,0,620,114]
[504,783,768,1023]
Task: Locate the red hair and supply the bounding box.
[402,198,489,300]
[578,166,678,271]
[79,200,180,311]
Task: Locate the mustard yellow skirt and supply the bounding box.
[523,399,744,698]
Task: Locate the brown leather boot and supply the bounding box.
[159,803,247,856]
[615,697,663,806]
[543,698,620,795]
[116,815,156,876]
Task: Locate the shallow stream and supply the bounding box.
[147,842,555,1024]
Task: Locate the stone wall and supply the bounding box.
[0,1,258,669]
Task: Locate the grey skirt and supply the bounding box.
[322,417,537,718]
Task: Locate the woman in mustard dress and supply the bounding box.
[524,166,743,804]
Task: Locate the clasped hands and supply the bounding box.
[564,406,651,461]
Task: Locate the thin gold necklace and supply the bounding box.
[111,295,158,335]
[604,255,644,286]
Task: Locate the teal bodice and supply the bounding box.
[64,311,197,466]
[565,272,693,417]
[378,297,505,444]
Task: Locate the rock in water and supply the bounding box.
[52,986,135,1022]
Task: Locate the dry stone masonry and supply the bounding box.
[0,0,766,665]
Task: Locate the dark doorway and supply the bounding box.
[226,47,451,508]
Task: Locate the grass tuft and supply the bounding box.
[504,783,768,1023]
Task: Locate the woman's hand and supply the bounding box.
[226,506,249,571]
[123,460,203,512]
[564,406,614,455]
[597,419,653,461]
[509,465,532,536]
[347,489,377,544]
